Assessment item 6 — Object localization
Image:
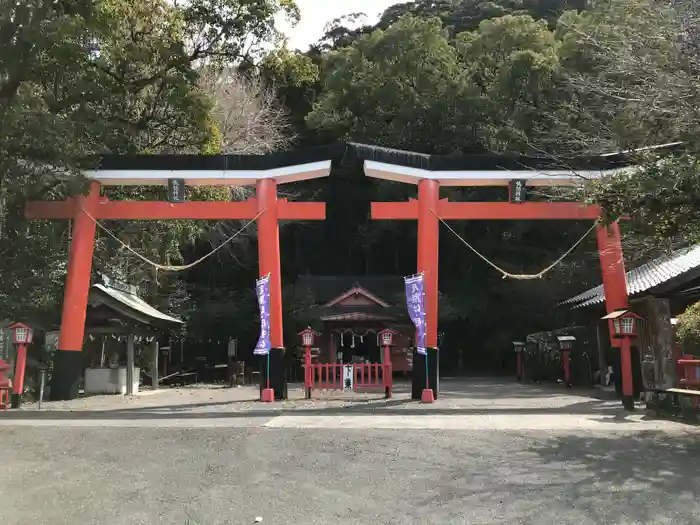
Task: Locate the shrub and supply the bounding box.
[676,301,700,352]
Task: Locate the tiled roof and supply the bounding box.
[91,284,183,325]
[93,141,685,172]
[563,245,700,308]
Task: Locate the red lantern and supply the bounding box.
[379,328,395,346]
[8,322,33,408]
[298,327,318,347]
[9,322,33,345]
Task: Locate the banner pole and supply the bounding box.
[425,349,429,390]
[266,352,270,390]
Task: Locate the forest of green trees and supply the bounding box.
[1,0,699,364]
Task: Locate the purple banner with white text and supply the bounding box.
[404,274,426,355]
[254,275,271,355]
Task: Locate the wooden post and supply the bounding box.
[595,322,607,386]
[561,349,571,388]
[151,339,159,390]
[646,297,674,389]
[126,334,135,395]
[100,337,107,368]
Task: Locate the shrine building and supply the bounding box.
[295,276,415,373]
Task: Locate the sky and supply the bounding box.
[280,0,407,51]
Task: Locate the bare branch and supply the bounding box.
[198,67,293,154]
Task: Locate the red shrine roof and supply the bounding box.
[296,276,409,323]
[324,286,390,308]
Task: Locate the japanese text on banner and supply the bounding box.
[254,276,271,355]
[404,274,426,355]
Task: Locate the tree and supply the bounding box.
[561,0,700,243]
[455,14,562,151]
[199,67,292,154]
[676,300,700,352]
[378,0,587,35]
[307,15,468,153]
[0,0,301,320]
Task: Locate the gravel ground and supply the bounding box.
[1,379,699,524]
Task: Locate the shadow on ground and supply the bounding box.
[526,431,700,523]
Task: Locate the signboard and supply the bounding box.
[101,274,139,295]
[404,274,426,355]
[167,178,186,203]
[0,326,6,361]
[342,365,354,391]
[253,276,271,356]
[509,179,527,203]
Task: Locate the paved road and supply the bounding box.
[1,379,699,524]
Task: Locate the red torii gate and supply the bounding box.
[26,153,332,401]
[364,153,633,409]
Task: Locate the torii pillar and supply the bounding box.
[415,179,440,398]
[26,159,330,401]
[596,222,634,409]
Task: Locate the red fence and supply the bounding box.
[305,362,392,399]
[677,356,700,390]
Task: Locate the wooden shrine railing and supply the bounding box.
[305,362,392,399]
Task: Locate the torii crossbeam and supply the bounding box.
[364,152,631,408]
[26,153,332,401]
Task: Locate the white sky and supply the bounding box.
[280,0,408,51]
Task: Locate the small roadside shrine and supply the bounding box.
[294,276,415,373]
[73,275,183,399]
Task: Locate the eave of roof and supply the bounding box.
[563,245,700,308]
[91,284,182,325]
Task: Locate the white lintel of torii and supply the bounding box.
[363,160,638,187]
[84,160,333,186]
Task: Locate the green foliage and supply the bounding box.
[307,15,465,152]
[676,301,700,352]
[590,155,700,242]
[0,0,299,322]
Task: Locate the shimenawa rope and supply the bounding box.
[430,208,597,280]
[80,207,265,272]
